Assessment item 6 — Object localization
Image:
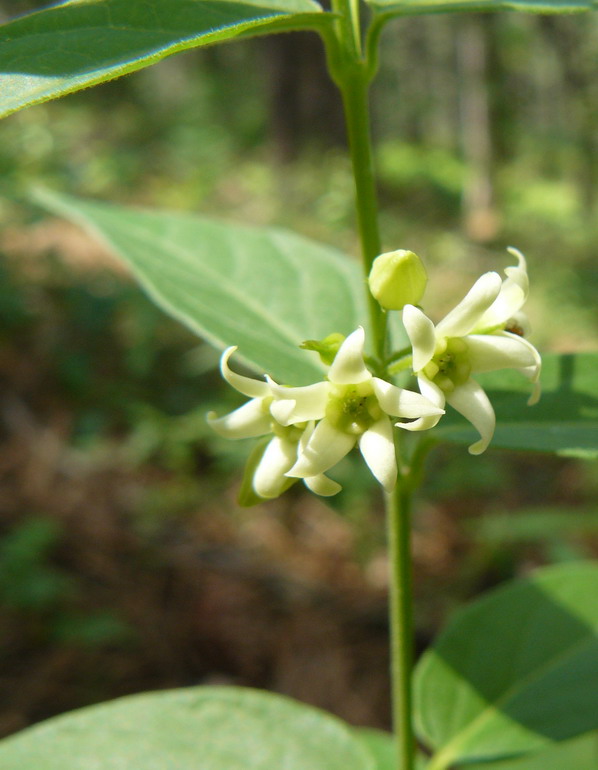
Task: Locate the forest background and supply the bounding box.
[1,0,598,737]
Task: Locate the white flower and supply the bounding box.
[402,248,542,455]
[207,347,273,440]
[251,421,342,499]
[207,347,340,499]
[267,327,444,492]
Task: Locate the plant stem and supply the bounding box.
[324,0,387,362]
[386,477,416,770]
[323,7,413,768]
[338,70,387,361]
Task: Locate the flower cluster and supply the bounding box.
[208,328,443,501]
[208,248,541,501]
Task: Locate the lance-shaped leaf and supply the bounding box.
[0,0,330,120]
[365,0,594,18]
[416,562,598,768]
[33,188,367,385]
[435,352,598,459]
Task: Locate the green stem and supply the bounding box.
[388,354,414,376]
[323,8,412,769]
[364,12,386,81]
[323,0,387,362]
[338,70,387,361]
[386,476,416,770]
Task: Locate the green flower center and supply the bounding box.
[325,381,382,435]
[423,337,471,394]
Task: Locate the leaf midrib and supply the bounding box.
[37,193,330,379]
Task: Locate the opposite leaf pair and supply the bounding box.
[209,249,541,499]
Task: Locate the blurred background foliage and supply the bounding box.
[1,0,598,738]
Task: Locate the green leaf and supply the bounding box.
[466,732,598,770]
[435,352,598,458]
[354,730,397,770]
[415,562,598,768]
[0,0,329,120]
[33,188,366,385]
[353,729,428,769]
[471,506,598,546]
[366,0,594,17]
[0,686,377,770]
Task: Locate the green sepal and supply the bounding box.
[300,332,346,366]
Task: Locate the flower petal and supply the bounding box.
[304,474,342,496]
[207,399,271,439]
[475,248,529,330]
[252,436,297,498]
[504,310,531,337]
[299,420,316,447]
[527,378,542,407]
[397,375,445,432]
[417,374,446,409]
[220,347,270,398]
[465,333,540,373]
[372,378,445,419]
[466,332,541,405]
[268,380,329,425]
[446,379,496,455]
[286,418,356,478]
[403,305,437,372]
[511,334,542,405]
[436,272,502,339]
[358,416,397,491]
[327,327,371,385]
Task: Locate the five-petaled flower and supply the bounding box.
[207,348,341,499]
[267,327,444,492]
[402,248,541,454]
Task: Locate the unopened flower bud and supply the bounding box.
[368,249,428,311]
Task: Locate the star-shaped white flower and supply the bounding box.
[207,347,340,499]
[266,327,444,492]
[402,248,541,455]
